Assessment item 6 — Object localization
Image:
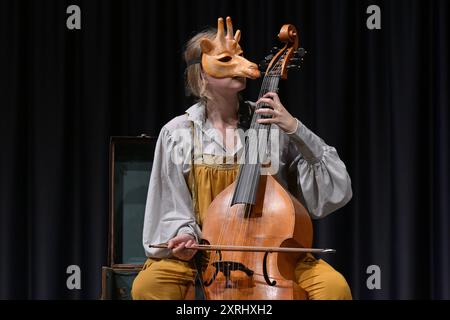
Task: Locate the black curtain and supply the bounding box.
[0,0,448,299]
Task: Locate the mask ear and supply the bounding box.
[200,38,214,54]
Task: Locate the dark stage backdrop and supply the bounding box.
[0,0,448,299]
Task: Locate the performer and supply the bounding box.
[132,18,353,300]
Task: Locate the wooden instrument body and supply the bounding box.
[201,175,313,300]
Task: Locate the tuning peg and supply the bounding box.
[294,48,307,57]
[287,64,301,70]
[264,54,274,61]
[270,47,279,53]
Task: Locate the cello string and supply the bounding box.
[207,60,274,295]
[215,48,292,296]
[211,64,273,253]
[207,51,284,296]
[245,57,283,277]
[238,57,283,278]
[230,56,281,283]
[229,63,274,280]
[252,73,278,276]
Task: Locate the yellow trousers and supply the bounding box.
[131,253,352,300]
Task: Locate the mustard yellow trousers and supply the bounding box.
[131,253,352,300]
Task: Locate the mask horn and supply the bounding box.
[234,30,241,43]
[216,17,225,42]
[226,16,234,39]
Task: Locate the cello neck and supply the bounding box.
[231,34,300,207]
[230,72,281,207]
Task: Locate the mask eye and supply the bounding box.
[218,56,232,62]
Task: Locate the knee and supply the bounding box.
[130,260,192,300]
[315,270,352,300]
[131,272,148,300]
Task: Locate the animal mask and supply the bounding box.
[199,17,261,79]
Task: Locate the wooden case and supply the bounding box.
[101,135,157,300]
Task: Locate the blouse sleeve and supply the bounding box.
[142,126,201,258]
[285,119,353,219]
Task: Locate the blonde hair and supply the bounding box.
[183,28,216,103]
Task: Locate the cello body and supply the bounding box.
[201,175,313,300]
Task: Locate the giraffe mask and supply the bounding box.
[199,17,261,79]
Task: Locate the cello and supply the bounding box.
[152,23,334,300]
